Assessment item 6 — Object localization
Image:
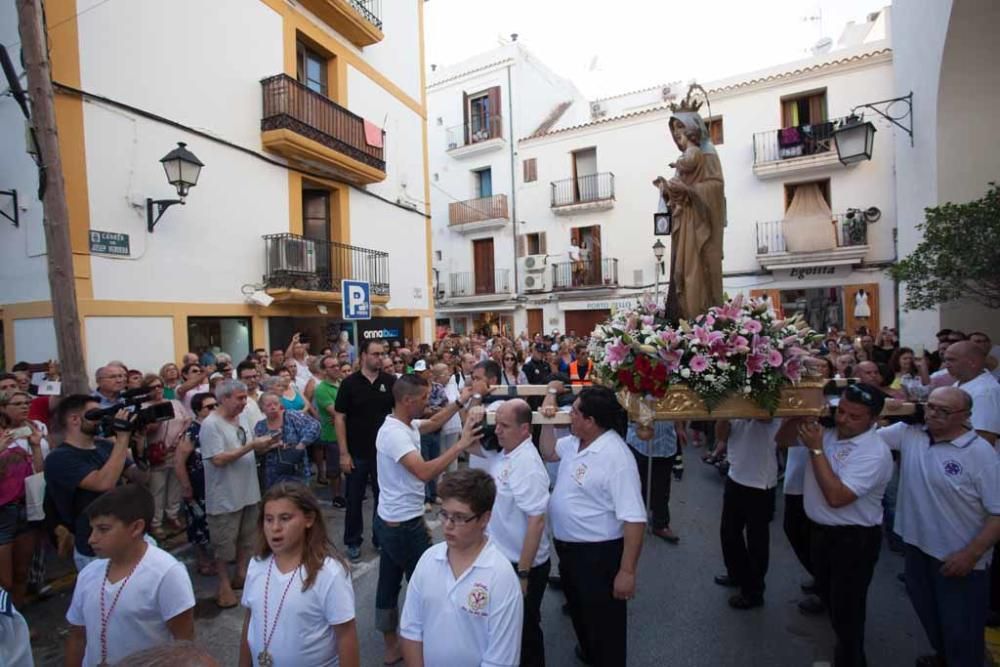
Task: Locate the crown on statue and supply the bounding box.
[669,84,705,113]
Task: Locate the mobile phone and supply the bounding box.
[914,344,925,358]
[38,380,61,396]
[268,430,282,443]
[8,425,32,439]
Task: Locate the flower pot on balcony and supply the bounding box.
[616,380,826,421]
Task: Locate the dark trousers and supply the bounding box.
[554,538,626,667]
[904,544,989,667]
[344,457,378,548]
[783,493,814,575]
[631,449,675,529]
[992,545,1000,612]
[419,432,440,502]
[810,523,882,667]
[720,478,775,598]
[373,515,432,632]
[511,559,550,667]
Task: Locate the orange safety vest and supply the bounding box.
[569,359,594,386]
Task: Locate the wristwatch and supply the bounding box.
[516,569,530,580]
[809,448,824,457]
[547,387,558,395]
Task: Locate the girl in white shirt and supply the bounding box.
[240,483,359,667]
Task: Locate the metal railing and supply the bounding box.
[448,194,509,226]
[551,258,619,290]
[261,74,385,171]
[262,233,389,295]
[755,214,870,255]
[752,115,854,165]
[447,269,511,296]
[550,172,615,207]
[347,0,381,29]
[446,114,503,149]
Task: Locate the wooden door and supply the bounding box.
[526,309,543,338]
[842,283,879,337]
[473,238,495,294]
[750,289,784,319]
[564,310,610,338]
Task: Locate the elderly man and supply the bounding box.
[540,386,645,666]
[470,399,551,667]
[877,387,1000,667]
[777,385,893,667]
[198,379,275,608]
[968,331,1000,380]
[91,365,126,409]
[944,341,1000,446]
[853,361,883,390]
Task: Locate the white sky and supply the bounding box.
[425,0,890,98]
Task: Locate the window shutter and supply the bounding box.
[487,86,502,138]
[808,93,826,124]
[517,236,527,257]
[523,158,537,183]
[462,91,470,144]
[539,232,547,254]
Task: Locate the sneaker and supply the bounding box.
[347,545,361,563]
[331,496,346,509]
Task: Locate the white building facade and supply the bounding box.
[430,10,906,341]
[0,0,433,374]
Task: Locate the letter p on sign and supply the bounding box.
[341,280,371,320]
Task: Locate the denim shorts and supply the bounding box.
[0,502,29,545]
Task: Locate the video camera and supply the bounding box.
[84,387,176,432]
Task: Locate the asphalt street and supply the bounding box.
[24,457,935,666]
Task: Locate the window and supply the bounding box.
[781,90,827,129]
[706,117,724,145]
[187,317,253,365]
[434,250,442,261]
[296,41,328,96]
[526,232,546,255]
[784,179,831,210]
[523,158,537,183]
[464,87,501,143]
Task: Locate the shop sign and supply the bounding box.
[558,298,638,312]
[774,265,851,281]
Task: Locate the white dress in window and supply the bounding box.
[854,290,871,318]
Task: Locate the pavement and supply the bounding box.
[20,459,999,666]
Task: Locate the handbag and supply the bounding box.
[147,440,168,467]
[24,471,45,522]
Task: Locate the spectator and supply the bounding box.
[415,360,449,508]
[236,361,262,406]
[871,328,898,365]
[173,392,215,577]
[522,344,553,385]
[181,352,199,368]
[92,365,126,409]
[252,392,320,489]
[176,363,209,416]
[126,369,144,391]
[275,366,316,419]
[567,344,594,386]
[944,341,1000,446]
[139,375,190,540]
[45,395,146,571]
[969,331,1000,380]
[313,354,345,502]
[159,363,181,400]
[626,420,681,544]
[64,485,195,666]
[500,350,528,386]
[887,347,919,396]
[433,362,463,470]
[267,348,284,376]
[214,353,234,379]
[336,330,357,366]
[198,380,274,609]
[382,356,396,376]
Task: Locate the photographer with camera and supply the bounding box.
[44,395,148,571]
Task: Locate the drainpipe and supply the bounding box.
[507,60,519,303]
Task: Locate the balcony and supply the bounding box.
[754,213,870,270]
[260,74,386,185]
[550,173,615,214]
[752,115,858,180]
[262,233,389,303]
[551,258,619,290]
[445,270,512,300]
[446,115,504,158]
[298,0,383,47]
[448,194,509,233]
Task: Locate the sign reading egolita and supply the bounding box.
[88,230,130,256]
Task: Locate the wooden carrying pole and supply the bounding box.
[17,0,89,394]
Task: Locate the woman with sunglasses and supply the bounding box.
[252,392,321,490]
[140,374,192,540]
[174,391,217,576]
[500,351,528,386]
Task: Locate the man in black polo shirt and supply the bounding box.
[522,343,553,385]
[336,339,396,561]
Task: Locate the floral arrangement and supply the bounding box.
[589,294,823,413]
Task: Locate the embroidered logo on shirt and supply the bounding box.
[572,462,589,485]
[833,447,852,463]
[498,465,511,485]
[942,459,963,476]
[379,384,386,392]
[465,582,489,616]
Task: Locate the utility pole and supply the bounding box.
[17,0,89,394]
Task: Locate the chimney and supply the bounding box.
[510,33,518,42]
[430,64,437,72]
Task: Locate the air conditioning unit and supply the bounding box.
[523,272,548,293]
[521,254,547,272]
[271,237,317,273]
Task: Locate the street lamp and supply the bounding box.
[147,142,204,233]
[652,239,666,309]
[833,116,876,166]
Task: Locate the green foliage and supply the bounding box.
[890,183,1000,310]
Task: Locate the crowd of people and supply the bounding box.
[0,322,997,666]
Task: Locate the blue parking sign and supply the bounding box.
[342,280,372,320]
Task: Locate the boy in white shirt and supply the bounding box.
[65,484,195,667]
[400,468,523,667]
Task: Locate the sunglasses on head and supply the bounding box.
[845,383,877,406]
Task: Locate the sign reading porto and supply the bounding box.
[341,280,371,320]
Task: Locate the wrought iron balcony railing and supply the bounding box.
[550,172,615,207]
[446,115,503,149]
[755,213,870,255]
[261,74,385,171]
[752,115,855,165]
[347,0,381,29]
[551,258,619,290]
[262,233,389,295]
[447,269,511,297]
[448,194,509,226]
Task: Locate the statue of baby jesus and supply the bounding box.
[653,126,703,215]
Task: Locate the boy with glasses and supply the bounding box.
[400,468,523,667]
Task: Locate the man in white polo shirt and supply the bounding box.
[944,341,1000,446]
[777,383,893,667]
[540,385,646,667]
[711,418,782,610]
[400,468,523,667]
[373,373,477,665]
[470,399,550,667]
[878,387,1000,667]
